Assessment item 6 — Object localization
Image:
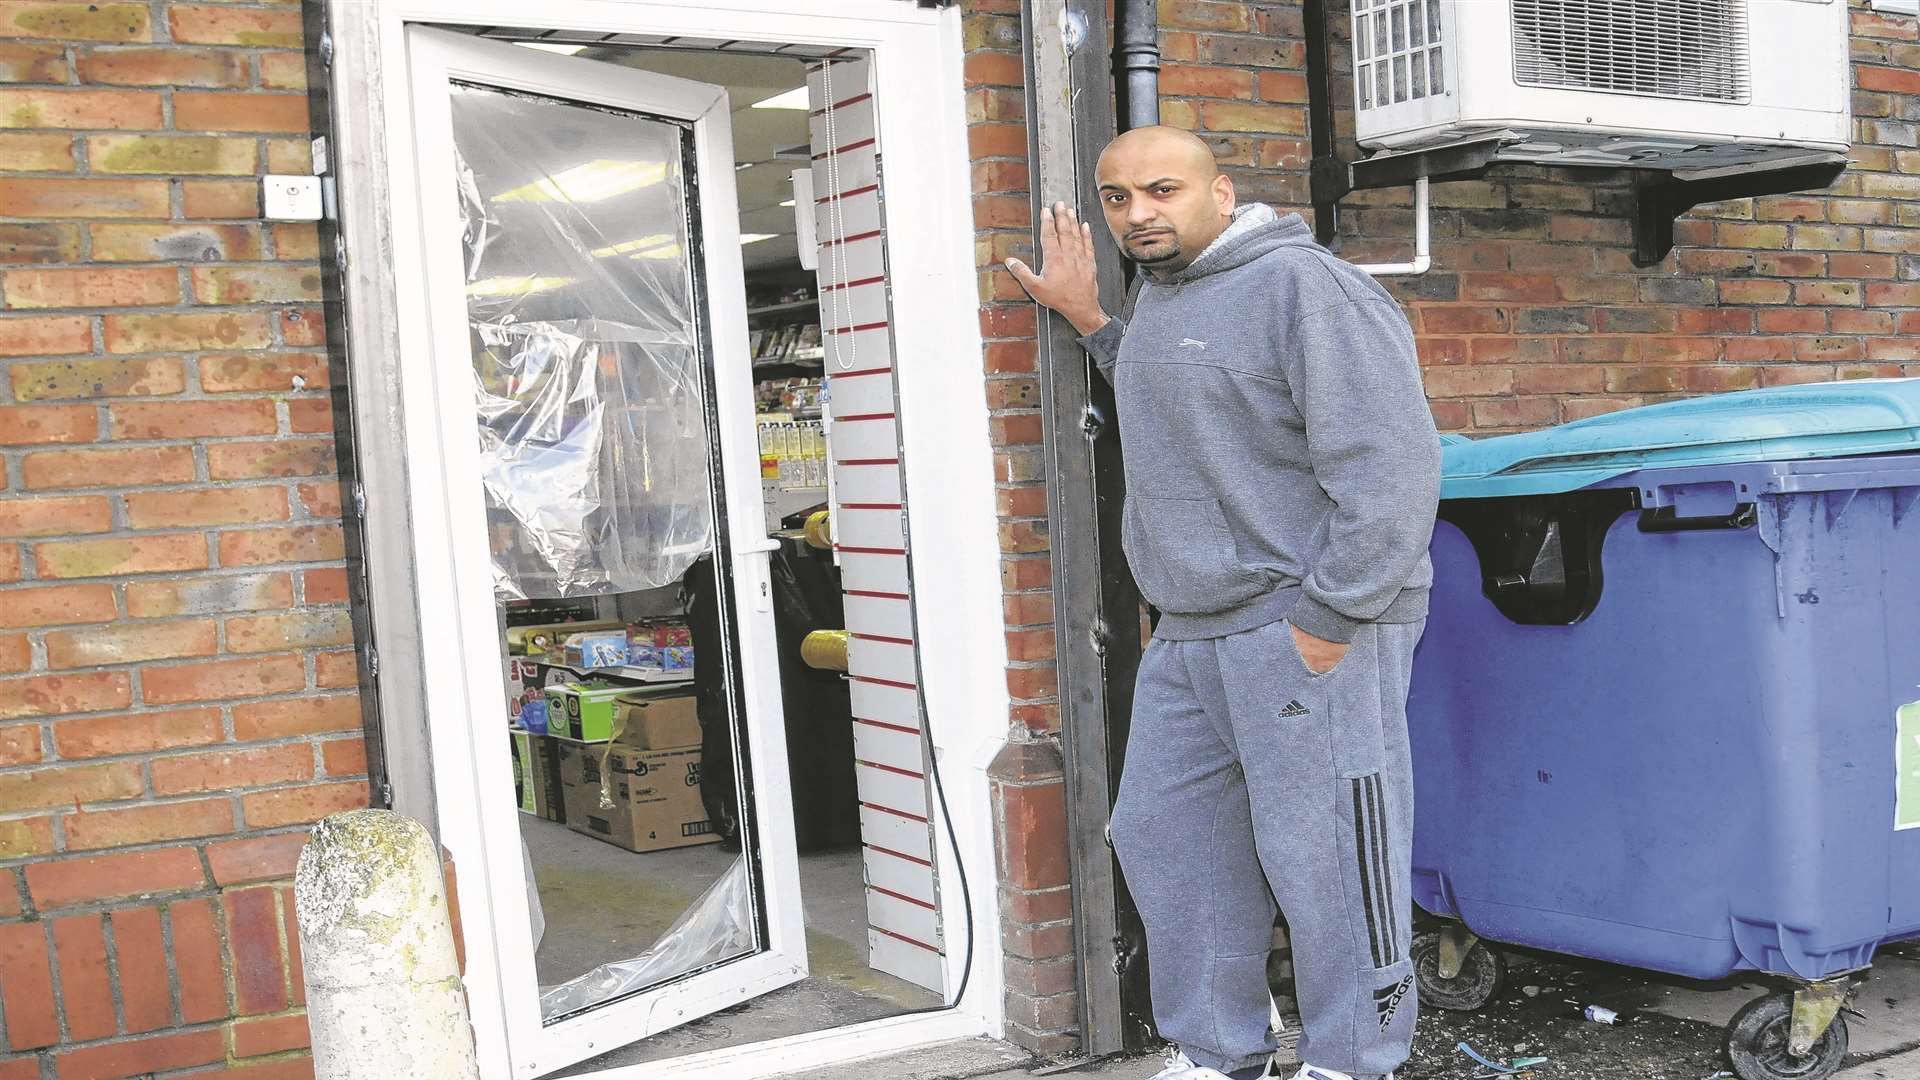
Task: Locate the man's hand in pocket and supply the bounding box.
[1291,623,1350,676]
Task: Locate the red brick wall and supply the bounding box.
[972,0,1920,1057]
[0,5,357,1076]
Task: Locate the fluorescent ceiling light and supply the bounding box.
[466,275,574,298]
[493,160,667,204]
[518,43,587,56]
[740,234,778,245]
[750,86,811,111]
[590,233,677,258]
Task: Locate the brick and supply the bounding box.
[0,723,38,764]
[0,314,90,357]
[1458,273,1558,303]
[0,816,52,859]
[109,399,276,439]
[0,177,166,219]
[243,780,365,829]
[218,524,344,565]
[208,440,336,481]
[294,481,339,519]
[11,357,185,401]
[967,123,1026,160]
[1725,337,1799,363]
[77,46,247,87]
[226,885,289,1015]
[125,487,288,530]
[313,650,355,689]
[287,396,330,431]
[45,619,217,668]
[174,91,307,134]
[1833,309,1895,335]
[1607,366,1686,394]
[220,1060,319,1080]
[25,847,204,908]
[1424,367,1515,397]
[0,132,72,172]
[168,897,225,1023]
[0,872,20,919]
[962,50,1023,88]
[258,52,308,91]
[0,922,56,1050]
[1198,101,1307,135]
[1159,64,1254,99]
[0,635,26,673]
[194,267,324,307]
[0,403,94,444]
[106,311,273,353]
[65,796,233,849]
[0,760,140,811]
[0,223,81,269]
[89,223,261,263]
[182,180,258,219]
[55,1028,224,1080]
[127,570,292,617]
[200,351,328,393]
[280,882,304,1005]
[1005,664,1056,701]
[142,654,304,704]
[1514,366,1608,395]
[0,87,160,129]
[272,223,320,260]
[54,706,220,758]
[207,831,307,886]
[89,133,256,176]
[998,778,1067,889]
[0,670,129,719]
[1758,308,1829,334]
[0,547,19,584]
[155,744,312,796]
[1867,283,1920,307]
[1683,366,1763,394]
[5,265,176,310]
[234,693,359,740]
[0,583,115,628]
[0,1,147,40]
[1473,398,1558,430]
[1719,279,1793,305]
[321,737,365,777]
[0,41,66,80]
[34,533,208,578]
[168,5,302,48]
[110,906,170,1033]
[232,1013,311,1057]
[226,610,352,654]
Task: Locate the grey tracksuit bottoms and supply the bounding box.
[1110,617,1424,1077]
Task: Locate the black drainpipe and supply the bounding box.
[1115,0,1160,130]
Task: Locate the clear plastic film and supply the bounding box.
[450,82,716,601]
[538,855,755,1020]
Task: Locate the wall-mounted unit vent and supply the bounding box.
[1511,0,1750,104]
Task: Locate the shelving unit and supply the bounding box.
[531,658,694,685]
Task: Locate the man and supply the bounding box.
[1005,127,1440,1080]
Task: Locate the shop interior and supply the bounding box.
[459,39,944,1072]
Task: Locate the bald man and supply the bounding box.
[1007,128,1440,1080]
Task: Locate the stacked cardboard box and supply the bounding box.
[553,690,718,853]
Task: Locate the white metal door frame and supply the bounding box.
[348,2,1008,1077]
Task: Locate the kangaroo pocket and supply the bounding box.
[1122,496,1268,614]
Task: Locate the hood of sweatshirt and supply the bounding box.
[1150,203,1316,286]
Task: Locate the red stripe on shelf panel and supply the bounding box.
[857,758,925,780]
[852,674,918,691]
[839,502,903,510]
[861,801,928,823]
[821,274,885,292]
[846,589,910,601]
[821,229,883,248]
[814,137,876,159]
[852,632,915,646]
[810,92,874,116]
[827,320,890,335]
[816,184,880,205]
[834,458,899,467]
[870,884,938,912]
[832,412,896,423]
[854,716,921,736]
[828,367,892,379]
[865,843,933,868]
[834,545,906,556]
[871,926,942,953]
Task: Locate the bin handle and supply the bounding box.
[1636,502,1757,533]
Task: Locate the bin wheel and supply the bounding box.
[1726,993,1849,1080]
[1411,930,1504,1011]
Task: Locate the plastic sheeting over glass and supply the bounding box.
[451,83,715,601]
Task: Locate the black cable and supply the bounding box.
[903,710,975,1017]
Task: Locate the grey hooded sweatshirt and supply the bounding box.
[1079,203,1441,643]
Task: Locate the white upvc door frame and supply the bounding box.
[398,26,813,1077]
[338,2,1009,1077]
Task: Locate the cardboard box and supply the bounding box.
[546,682,629,742]
[612,691,701,750]
[509,729,565,823]
[556,739,719,853]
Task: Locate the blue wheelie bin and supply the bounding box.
[1407,380,1920,1080]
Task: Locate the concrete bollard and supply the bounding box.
[295,809,481,1080]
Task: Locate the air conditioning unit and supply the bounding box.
[1351,0,1851,173]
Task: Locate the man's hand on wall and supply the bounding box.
[1006,202,1110,338]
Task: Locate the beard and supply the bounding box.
[1125,232,1182,264]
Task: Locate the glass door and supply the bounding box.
[401,27,807,1076]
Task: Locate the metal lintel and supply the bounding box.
[1349,137,1506,192]
[306,1,436,832]
[1632,158,1850,268]
[1023,0,1147,1056]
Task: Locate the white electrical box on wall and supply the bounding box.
[1352,0,1851,173]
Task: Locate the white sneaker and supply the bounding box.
[1287,1068,1395,1080]
[1148,1049,1270,1080]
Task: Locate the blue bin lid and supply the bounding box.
[1441,378,1920,499]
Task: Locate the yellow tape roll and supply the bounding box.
[803,510,833,550]
[800,629,850,672]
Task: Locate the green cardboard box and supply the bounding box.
[546,682,630,743]
[508,728,564,823]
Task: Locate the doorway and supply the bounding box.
[319,3,1005,1077]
